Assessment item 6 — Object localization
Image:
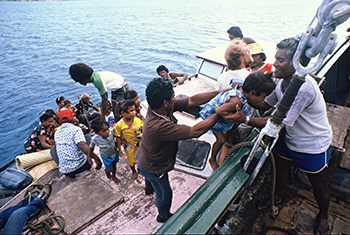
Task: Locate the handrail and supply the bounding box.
[155,144,257,234]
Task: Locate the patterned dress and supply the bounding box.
[24,124,51,153]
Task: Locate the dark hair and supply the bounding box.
[40,113,53,123]
[242,72,276,96]
[276,37,299,64]
[45,109,55,116]
[54,117,60,124]
[259,53,267,62]
[124,90,138,100]
[90,118,108,133]
[69,63,94,83]
[120,99,135,113]
[156,65,169,75]
[56,96,65,104]
[146,78,173,109]
[227,26,243,38]
[64,100,71,106]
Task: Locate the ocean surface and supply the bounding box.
[0,0,348,168]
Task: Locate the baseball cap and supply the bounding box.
[59,109,74,122]
[247,43,264,55]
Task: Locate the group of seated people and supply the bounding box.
[24,93,100,154]
[23,88,144,183]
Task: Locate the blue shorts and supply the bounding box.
[101,154,119,171]
[275,141,330,174]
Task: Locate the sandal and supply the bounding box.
[257,197,282,210]
[314,224,330,235]
[314,214,330,235]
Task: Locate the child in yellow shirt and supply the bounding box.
[115,99,143,180]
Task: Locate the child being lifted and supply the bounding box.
[199,72,276,171]
[115,99,143,180]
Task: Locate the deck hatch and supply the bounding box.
[176,139,210,170]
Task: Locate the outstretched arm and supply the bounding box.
[92,104,100,112]
[188,113,220,138]
[170,72,188,85]
[187,89,228,107]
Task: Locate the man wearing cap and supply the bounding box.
[69,63,129,118]
[216,39,252,90]
[247,43,274,73]
[54,109,101,178]
[227,26,255,45]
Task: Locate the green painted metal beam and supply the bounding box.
[156,144,262,234]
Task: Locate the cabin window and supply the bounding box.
[198,60,225,80]
[176,139,210,170]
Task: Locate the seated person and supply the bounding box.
[124,90,144,120]
[199,72,275,170]
[24,113,54,153]
[227,26,255,44]
[75,93,100,118]
[55,96,65,116]
[44,109,59,145]
[156,65,188,85]
[247,43,274,73]
[54,109,102,178]
[0,184,51,234]
[63,100,77,116]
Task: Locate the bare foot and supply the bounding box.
[112,176,121,184]
[106,174,112,179]
[95,162,102,170]
[209,158,219,171]
[132,172,138,180]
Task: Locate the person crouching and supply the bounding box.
[55,109,97,178]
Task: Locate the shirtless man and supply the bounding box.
[156,64,188,85]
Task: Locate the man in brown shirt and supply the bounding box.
[138,77,223,223]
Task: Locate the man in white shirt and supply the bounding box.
[69,63,129,118]
[223,37,332,234]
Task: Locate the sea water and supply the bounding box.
[0,0,347,168]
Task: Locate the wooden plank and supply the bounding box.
[326,103,350,149]
[45,170,124,234]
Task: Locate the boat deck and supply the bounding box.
[249,173,350,234]
[217,104,350,234]
[1,155,205,234]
